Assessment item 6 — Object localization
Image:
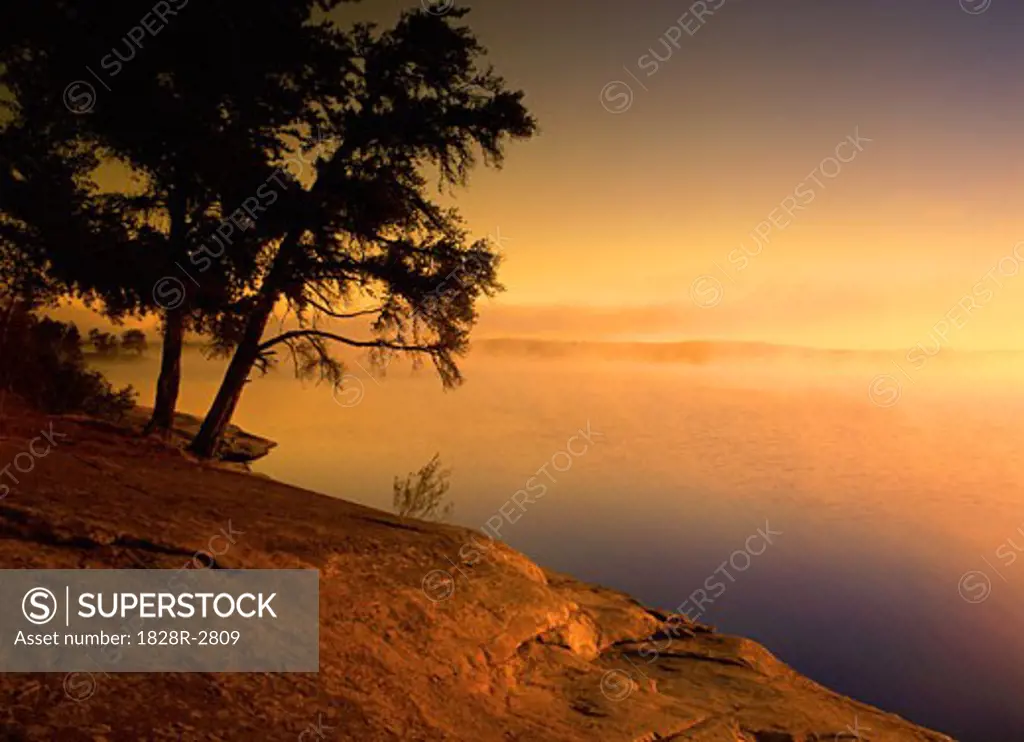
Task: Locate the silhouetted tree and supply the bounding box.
[0,0,355,434]
[0,123,137,311]
[188,9,536,457]
[88,329,120,357]
[121,329,148,356]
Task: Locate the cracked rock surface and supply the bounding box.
[0,403,953,741]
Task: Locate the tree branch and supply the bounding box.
[257,328,441,354]
[301,284,384,320]
[305,298,384,320]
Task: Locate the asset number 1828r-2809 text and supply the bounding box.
[137,630,240,646]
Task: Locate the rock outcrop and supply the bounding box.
[78,406,278,464]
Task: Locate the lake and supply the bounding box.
[96,343,1024,741]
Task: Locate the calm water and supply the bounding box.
[98,345,1024,741]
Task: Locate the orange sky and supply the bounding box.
[69,0,1024,352]
[376,0,1024,351]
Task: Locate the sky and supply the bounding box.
[317,0,1024,350]
[62,0,1024,351]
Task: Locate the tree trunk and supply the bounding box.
[187,294,275,458]
[145,184,188,437]
[0,298,17,439]
[144,308,185,436]
[189,219,301,458]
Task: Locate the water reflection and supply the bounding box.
[96,343,1024,741]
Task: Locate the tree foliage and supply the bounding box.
[0,300,136,418]
[0,2,536,454]
[190,7,537,456]
[0,0,361,430]
[121,329,148,355]
[88,329,120,357]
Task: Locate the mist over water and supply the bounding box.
[96,342,1024,741]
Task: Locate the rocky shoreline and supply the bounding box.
[0,404,953,741]
[59,406,279,467]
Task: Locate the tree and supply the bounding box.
[88,329,120,357]
[0,122,138,314]
[188,9,537,457]
[0,118,182,429]
[121,329,148,356]
[0,125,132,428]
[0,0,355,435]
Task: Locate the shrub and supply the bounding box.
[0,300,137,419]
[393,454,454,522]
